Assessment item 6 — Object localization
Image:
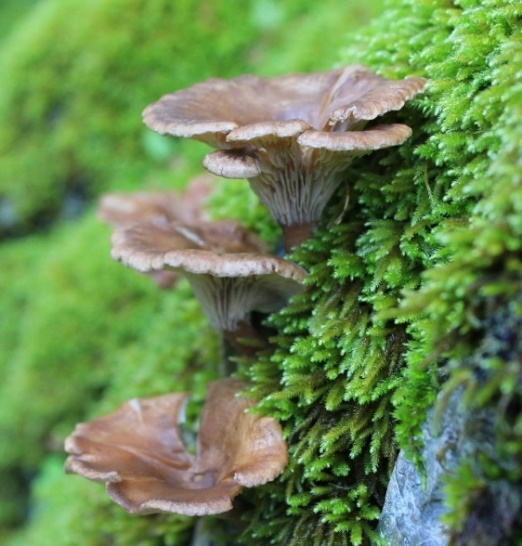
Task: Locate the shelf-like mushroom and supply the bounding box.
[97,175,214,289]
[111,218,307,353]
[65,378,288,516]
[143,66,426,250]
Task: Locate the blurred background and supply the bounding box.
[0,1,383,544]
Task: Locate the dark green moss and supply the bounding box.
[0,0,39,45]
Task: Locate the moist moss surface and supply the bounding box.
[2,0,522,545]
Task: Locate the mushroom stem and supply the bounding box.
[223,319,270,357]
[190,516,243,546]
[282,222,316,253]
[214,496,250,529]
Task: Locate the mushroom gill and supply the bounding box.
[65,378,288,516]
[143,65,426,250]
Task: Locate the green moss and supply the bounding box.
[352,0,522,463]
[5,456,194,546]
[234,0,522,544]
[5,0,522,544]
[0,0,39,45]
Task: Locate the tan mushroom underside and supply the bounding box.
[297,123,413,151]
[111,219,307,330]
[203,123,414,181]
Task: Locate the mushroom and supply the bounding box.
[98,174,214,288]
[64,378,288,516]
[111,218,307,354]
[143,65,426,250]
[97,174,214,228]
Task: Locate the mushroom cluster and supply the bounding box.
[65,64,425,526]
[143,65,425,250]
[66,174,303,516]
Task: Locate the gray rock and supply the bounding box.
[0,197,18,229]
[377,388,521,545]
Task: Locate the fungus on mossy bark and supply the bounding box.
[143,65,425,250]
[65,378,287,516]
[111,218,307,353]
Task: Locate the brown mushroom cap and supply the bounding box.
[65,379,287,516]
[297,123,413,151]
[98,190,183,228]
[111,219,307,331]
[97,174,214,229]
[328,75,427,126]
[65,392,192,485]
[203,150,260,179]
[143,66,425,141]
[97,175,215,289]
[142,66,425,249]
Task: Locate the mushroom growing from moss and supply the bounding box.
[111,218,307,353]
[65,378,287,516]
[143,65,426,250]
[97,175,214,289]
